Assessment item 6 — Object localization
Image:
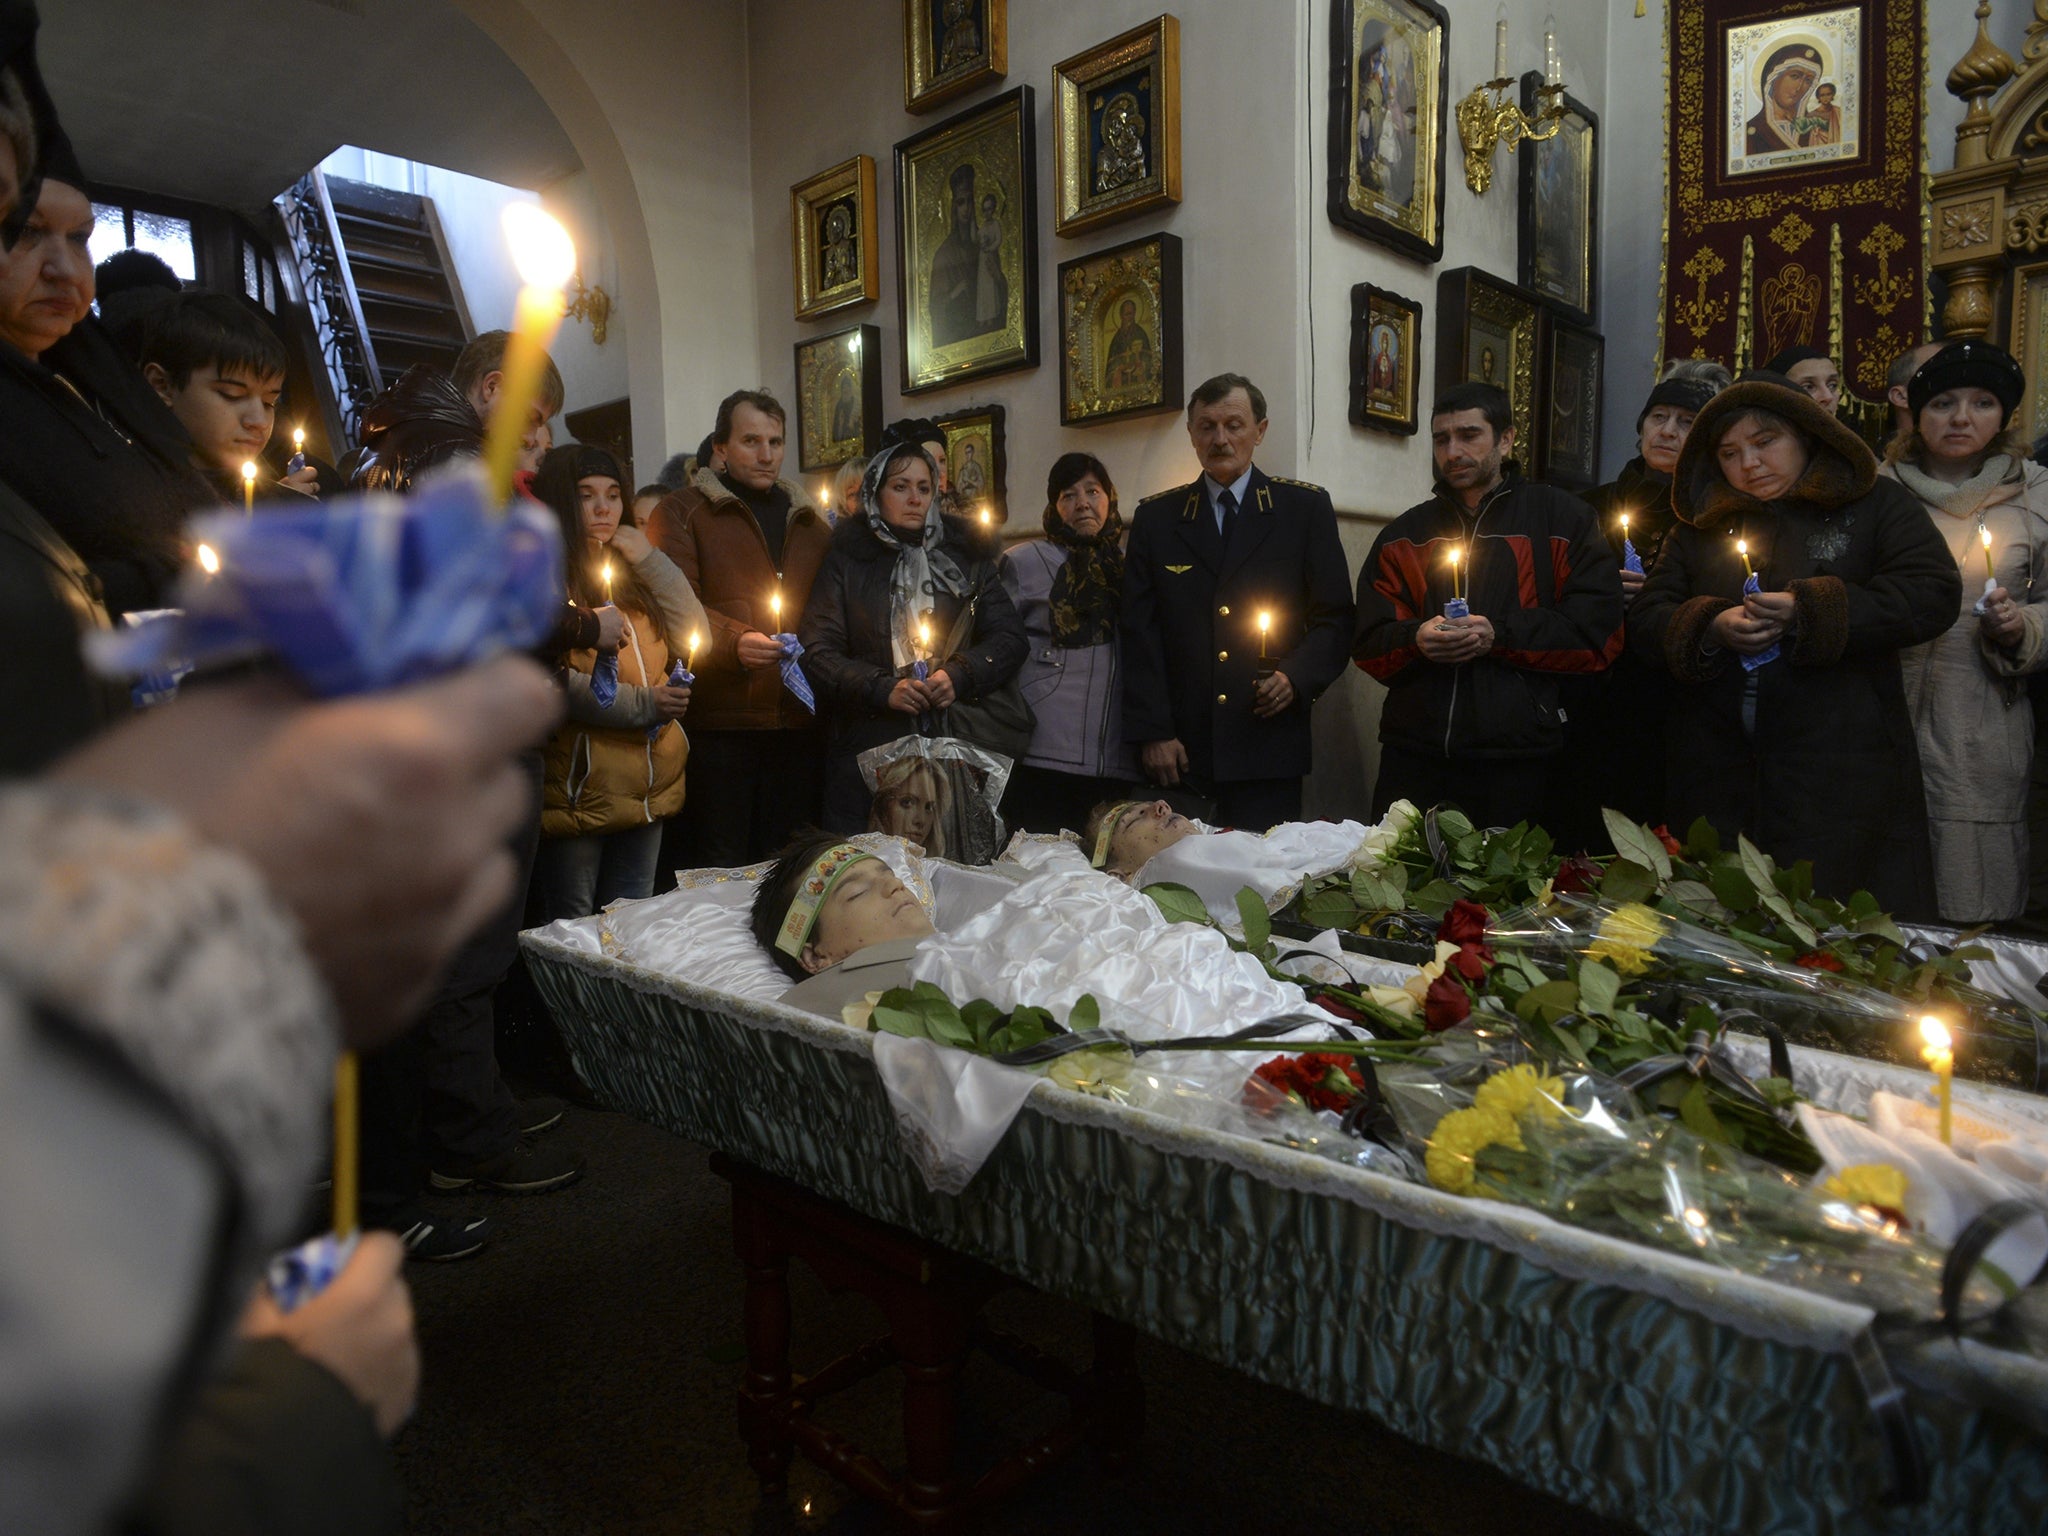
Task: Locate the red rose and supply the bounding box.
[1438,899,1491,948]
[1651,824,1684,857]
[1447,944,1492,981]
[1423,972,1472,1032]
[1795,951,1845,973]
[1553,855,1600,895]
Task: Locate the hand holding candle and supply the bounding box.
[482,203,577,505]
[1445,544,1470,621]
[1919,1016,1954,1145]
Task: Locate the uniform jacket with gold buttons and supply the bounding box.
[1119,466,1355,783]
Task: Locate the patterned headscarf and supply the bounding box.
[1040,452,1125,648]
[860,442,968,669]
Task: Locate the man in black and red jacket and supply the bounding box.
[1353,382,1623,829]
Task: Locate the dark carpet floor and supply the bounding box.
[392,1102,1638,1536]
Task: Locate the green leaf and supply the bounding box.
[1350,868,1404,912]
[1144,882,1212,927]
[1515,979,1581,1025]
[1068,994,1100,1034]
[1708,865,1758,912]
[1409,878,1461,919]
[1599,858,1659,905]
[869,1003,924,1039]
[1602,810,1673,885]
[1299,887,1362,931]
[1577,959,1621,1019]
[1433,807,1475,843]
[1678,1081,1732,1145]
[1736,835,1779,899]
[1665,879,1721,917]
[1685,816,1721,857]
[1235,887,1273,952]
[1756,884,1819,948]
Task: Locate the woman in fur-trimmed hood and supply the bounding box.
[1630,372,1962,917]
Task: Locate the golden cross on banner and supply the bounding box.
[1853,222,1913,315]
[1676,245,1730,339]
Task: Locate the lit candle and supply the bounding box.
[1737,538,1753,579]
[289,425,306,475]
[687,629,701,673]
[1448,544,1463,599]
[332,1051,358,1237]
[819,484,832,515]
[1494,9,1509,80]
[917,616,932,661]
[241,459,257,515]
[195,541,220,575]
[602,560,613,604]
[1257,609,1272,658]
[770,586,783,632]
[1919,1016,1953,1145]
[979,504,993,528]
[1981,524,1996,583]
[481,203,577,504]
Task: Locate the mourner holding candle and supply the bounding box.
[1354,382,1623,831]
[644,389,831,869]
[1879,341,2048,924]
[1631,371,1961,916]
[797,439,1026,834]
[1120,373,1354,833]
[139,291,321,503]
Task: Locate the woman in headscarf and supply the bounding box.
[1631,372,1961,916]
[532,442,707,919]
[1880,340,2048,924]
[797,438,1027,832]
[996,451,1139,833]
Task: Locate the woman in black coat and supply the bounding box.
[1631,373,1962,917]
[798,441,1027,832]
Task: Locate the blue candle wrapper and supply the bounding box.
[1974,574,1998,618]
[266,1229,359,1314]
[1741,571,1781,671]
[648,659,691,738]
[1444,596,1471,622]
[590,647,620,707]
[1622,537,1643,575]
[776,633,816,713]
[84,467,563,699]
[286,452,307,476]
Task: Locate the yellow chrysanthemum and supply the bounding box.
[1424,1104,1521,1196]
[1586,902,1667,976]
[1822,1162,1908,1213]
[1473,1063,1567,1123]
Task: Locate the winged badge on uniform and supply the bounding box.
[1164,564,1192,574]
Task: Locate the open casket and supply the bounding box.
[521,882,2048,1536]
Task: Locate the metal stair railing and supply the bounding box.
[274,168,383,450]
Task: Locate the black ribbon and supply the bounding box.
[1336,1054,1406,1149]
[1847,1327,1929,1506]
[1610,1028,1798,1125]
[990,1013,1340,1069]
[1940,1199,2046,1338]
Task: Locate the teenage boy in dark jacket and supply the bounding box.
[1353,383,1623,828]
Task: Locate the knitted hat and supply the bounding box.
[1761,344,1831,377]
[1635,373,1721,435]
[1906,339,2027,427]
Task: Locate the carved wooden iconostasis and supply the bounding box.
[1932,2,2048,449]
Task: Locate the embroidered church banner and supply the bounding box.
[1662,0,1926,425]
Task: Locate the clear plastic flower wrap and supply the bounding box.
[86,468,564,698]
[857,735,1013,865]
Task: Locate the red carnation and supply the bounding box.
[1651,824,1684,857]
[1795,951,1845,973]
[1553,855,1600,895]
[1447,944,1491,982]
[1423,972,1472,1031]
[1438,899,1491,948]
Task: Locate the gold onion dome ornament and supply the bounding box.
[1950,1,2017,169]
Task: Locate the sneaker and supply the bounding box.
[517,1095,568,1137]
[429,1140,583,1195]
[395,1209,494,1261]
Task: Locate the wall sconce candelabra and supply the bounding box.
[566,273,612,345]
[1457,11,1569,195]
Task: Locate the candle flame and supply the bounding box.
[602,561,613,593]
[1736,538,1747,556]
[917,618,931,647]
[1919,1016,1952,1056]
[292,426,305,451]
[1619,512,1630,533]
[502,202,577,291]
[1258,610,1272,633]
[240,460,258,484]
[688,628,702,656]
[1982,526,1994,550]
[195,542,220,575]
[1448,546,1461,567]
[979,505,992,525]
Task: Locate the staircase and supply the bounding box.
[273,169,473,449]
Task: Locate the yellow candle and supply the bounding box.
[687,629,701,672]
[770,588,783,630]
[1919,1016,1954,1146]
[917,616,932,659]
[979,504,993,527]
[1258,609,1272,658]
[1982,524,1996,583]
[1737,538,1753,578]
[332,1051,359,1237]
[241,459,257,515]
[292,426,305,457]
[195,542,220,575]
[1447,544,1462,600]
[481,204,577,505]
[819,484,832,514]
[602,560,613,604]
[1619,512,1630,539]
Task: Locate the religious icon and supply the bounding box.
[904,0,1006,114]
[791,156,878,321]
[1058,232,1184,427]
[1435,266,1539,457]
[1328,0,1447,263]
[1538,320,1604,493]
[1518,76,1598,326]
[1053,18,1181,237]
[1723,7,1861,178]
[895,88,1039,392]
[933,402,1008,521]
[1349,281,1422,436]
[794,324,882,472]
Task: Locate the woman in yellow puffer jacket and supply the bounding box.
[533,444,707,919]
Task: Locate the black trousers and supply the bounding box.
[1372,744,1553,831]
[659,727,825,883]
[1002,764,1137,837]
[359,754,537,1210]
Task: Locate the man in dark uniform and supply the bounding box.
[1120,372,1355,831]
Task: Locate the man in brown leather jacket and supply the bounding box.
[343,331,562,495]
[645,389,831,871]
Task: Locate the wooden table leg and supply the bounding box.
[731,1184,795,1487]
[888,1282,973,1526]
